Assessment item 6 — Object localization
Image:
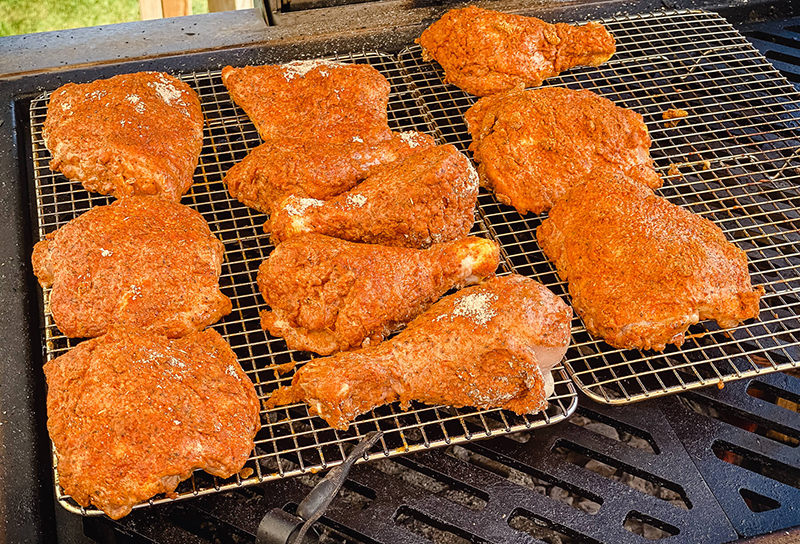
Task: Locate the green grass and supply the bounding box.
[0,0,209,37]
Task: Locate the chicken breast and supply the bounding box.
[32,197,231,338]
[259,234,500,355]
[466,87,662,215]
[266,274,572,430]
[537,169,764,351]
[223,131,435,214]
[44,326,260,519]
[222,60,392,145]
[417,6,615,96]
[43,71,203,200]
[266,144,479,248]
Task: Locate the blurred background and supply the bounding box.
[0,0,254,36]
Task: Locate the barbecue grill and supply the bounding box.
[2,1,800,542]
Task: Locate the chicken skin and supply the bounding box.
[258,234,500,355]
[222,60,392,145]
[265,274,572,430]
[417,6,615,96]
[537,170,764,351]
[266,144,479,248]
[466,87,662,215]
[44,326,260,519]
[32,197,231,338]
[223,131,435,214]
[43,71,203,200]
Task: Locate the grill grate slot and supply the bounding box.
[398,9,800,404]
[29,51,577,516]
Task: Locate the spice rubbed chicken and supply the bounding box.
[466,87,662,215]
[222,60,392,145]
[32,197,231,338]
[267,144,479,248]
[258,234,500,355]
[43,71,203,200]
[44,326,260,519]
[224,131,435,214]
[266,274,572,430]
[537,170,764,351]
[417,6,616,96]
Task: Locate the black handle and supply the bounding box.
[255,431,384,544]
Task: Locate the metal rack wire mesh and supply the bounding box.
[29,51,578,516]
[399,9,800,405]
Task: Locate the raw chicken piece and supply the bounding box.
[265,274,572,430]
[43,71,203,200]
[222,60,392,145]
[537,170,764,351]
[31,197,231,338]
[417,6,615,96]
[44,326,260,519]
[258,234,500,355]
[466,87,662,215]
[223,131,435,214]
[266,144,479,248]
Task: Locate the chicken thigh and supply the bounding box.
[537,169,764,351]
[266,274,572,430]
[259,234,500,355]
[222,60,392,145]
[466,87,662,215]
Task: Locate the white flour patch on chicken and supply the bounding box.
[151,78,182,105]
[352,136,364,143]
[129,284,142,300]
[61,102,72,111]
[282,59,338,81]
[285,198,323,216]
[466,161,480,190]
[126,94,146,113]
[100,248,113,257]
[398,131,428,148]
[452,292,498,325]
[346,194,367,208]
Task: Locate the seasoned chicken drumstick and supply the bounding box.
[266,144,479,248]
[417,6,615,96]
[259,234,500,355]
[537,169,764,351]
[266,274,572,430]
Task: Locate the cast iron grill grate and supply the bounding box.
[29,51,578,516]
[399,9,800,404]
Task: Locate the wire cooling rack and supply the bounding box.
[399,9,800,404]
[30,51,578,516]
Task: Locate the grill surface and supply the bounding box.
[29,6,800,523]
[401,9,800,404]
[29,51,578,516]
